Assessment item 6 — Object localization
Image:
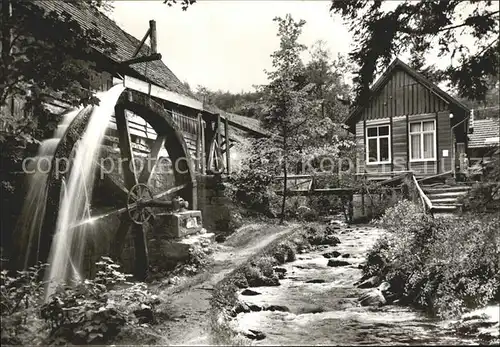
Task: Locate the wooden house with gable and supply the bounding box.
[344,58,471,181]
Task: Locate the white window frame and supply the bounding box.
[365,124,391,165]
[409,119,437,162]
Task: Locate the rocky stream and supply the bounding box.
[229,223,499,345]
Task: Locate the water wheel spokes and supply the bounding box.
[151,183,188,200]
[113,104,147,280]
[138,135,166,185]
[127,183,154,225]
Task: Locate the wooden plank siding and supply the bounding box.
[437,111,452,173]
[356,67,453,178]
[392,116,407,171]
[355,122,365,174]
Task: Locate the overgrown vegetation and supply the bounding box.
[364,200,500,318]
[461,155,500,213]
[1,257,161,345]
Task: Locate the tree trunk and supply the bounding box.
[1,0,12,105]
[1,0,11,63]
[280,130,288,224]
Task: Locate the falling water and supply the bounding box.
[15,108,81,269]
[45,84,125,300]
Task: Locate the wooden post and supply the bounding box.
[133,224,149,281]
[149,20,157,53]
[201,116,206,175]
[361,188,365,216]
[224,117,231,175]
[216,114,223,172]
[196,113,202,172]
[348,193,354,223]
[132,28,151,57]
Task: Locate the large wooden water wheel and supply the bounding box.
[40,90,197,280]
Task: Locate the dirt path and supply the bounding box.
[154,223,298,346]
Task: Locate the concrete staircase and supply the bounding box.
[422,184,471,213]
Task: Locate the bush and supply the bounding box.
[308,195,343,216]
[228,168,275,216]
[367,201,500,318]
[460,182,500,213]
[41,257,159,345]
[461,155,500,212]
[1,257,160,345]
[1,263,47,345]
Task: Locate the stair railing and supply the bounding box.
[410,173,434,214]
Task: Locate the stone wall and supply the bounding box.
[352,189,401,222]
[196,174,233,234]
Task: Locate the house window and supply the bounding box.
[366,124,391,164]
[409,120,436,161]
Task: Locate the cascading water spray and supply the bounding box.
[45,84,125,300]
[15,108,82,269]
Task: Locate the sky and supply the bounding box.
[108,0,496,95]
[109,0,352,93]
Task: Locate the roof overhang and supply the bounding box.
[113,75,207,112]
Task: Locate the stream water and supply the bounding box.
[234,224,475,345]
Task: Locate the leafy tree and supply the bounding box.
[0,0,118,170]
[456,75,499,118]
[298,42,354,154]
[258,14,312,223]
[305,41,352,122]
[193,85,264,119]
[163,0,196,11]
[230,19,356,220]
[330,0,500,105]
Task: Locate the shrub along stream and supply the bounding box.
[363,200,500,319]
[1,257,163,345]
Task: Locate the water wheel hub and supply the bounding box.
[127,183,154,225]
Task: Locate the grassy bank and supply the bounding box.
[363,200,500,319]
[209,222,338,344]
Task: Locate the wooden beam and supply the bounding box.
[274,173,338,180]
[133,224,149,281]
[114,105,138,189]
[221,115,271,137]
[119,75,205,111]
[200,116,206,174]
[121,53,162,66]
[216,114,223,172]
[275,188,355,196]
[225,116,231,174]
[221,142,236,154]
[196,114,201,172]
[132,27,151,57]
[138,135,166,184]
[149,20,157,54]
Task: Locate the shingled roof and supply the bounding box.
[33,1,196,99]
[469,119,500,148]
[27,1,273,138]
